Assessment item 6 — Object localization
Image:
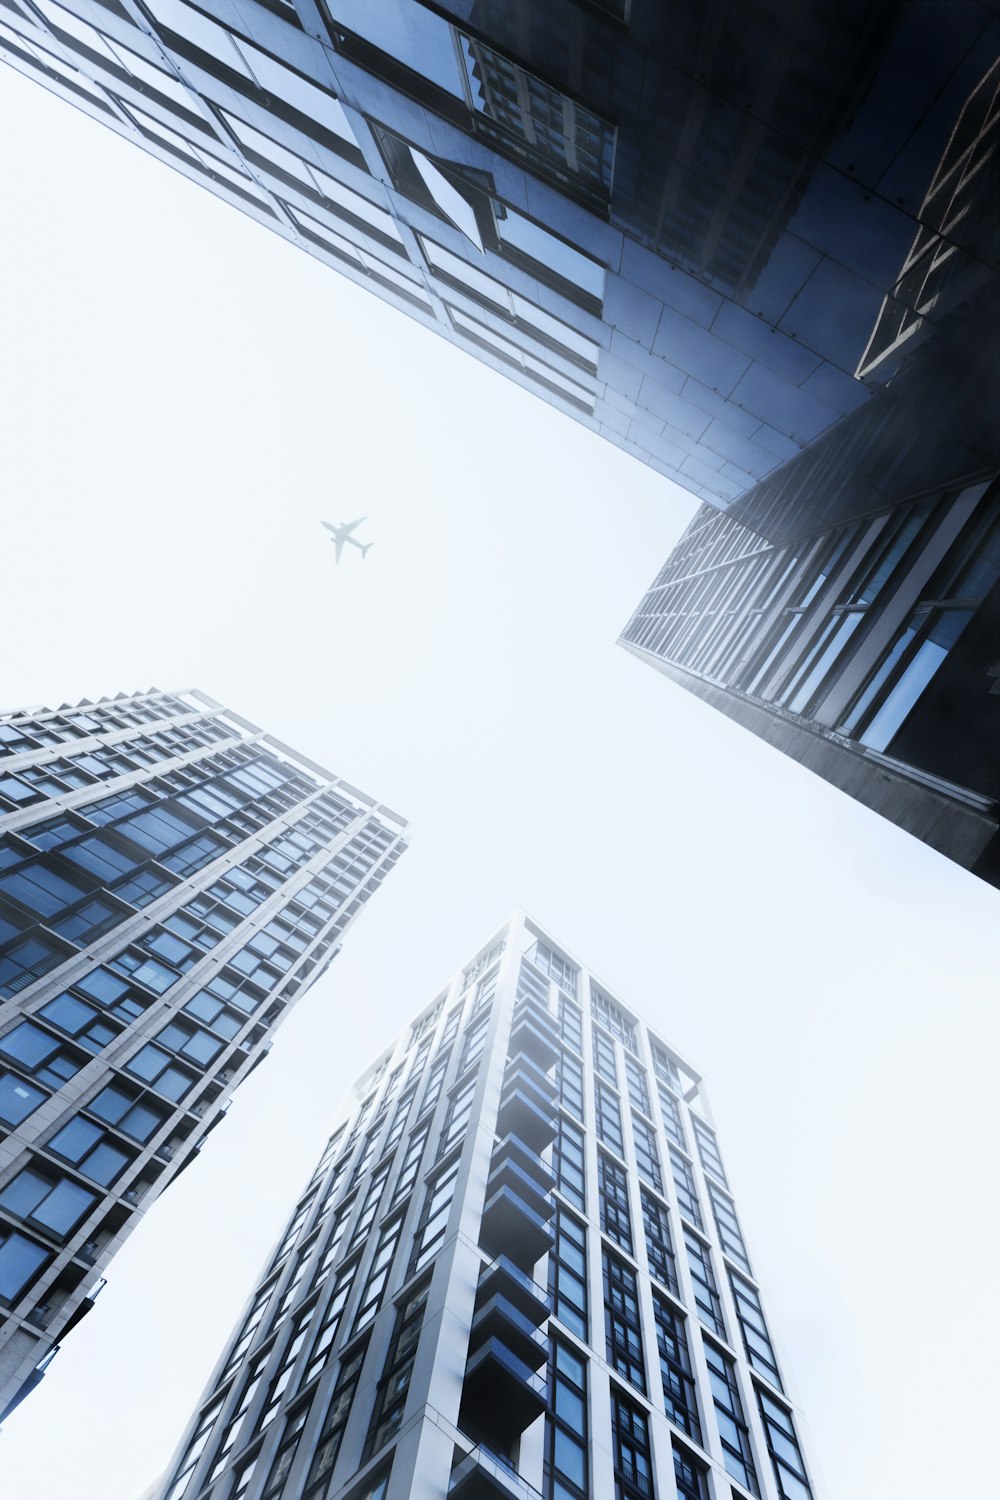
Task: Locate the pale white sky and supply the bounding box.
[0,64,998,1500]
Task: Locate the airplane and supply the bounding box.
[321,517,373,563]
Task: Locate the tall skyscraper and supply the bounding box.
[0,1,995,514]
[0,688,407,1418]
[621,469,1000,887]
[155,913,815,1500]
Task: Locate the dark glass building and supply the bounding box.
[0,0,995,508]
[2,0,996,870]
[153,914,815,1500]
[0,689,407,1418]
[621,483,1000,885]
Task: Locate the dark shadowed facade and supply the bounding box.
[622,483,1000,885]
[0,0,995,509]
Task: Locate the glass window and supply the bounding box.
[757,1388,813,1500]
[704,1340,758,1492]
[653,1295,700,1441]
[0,1226,50,1303]
[603,1251,645,1394]
[860,607,975,750]
[0,860,90,918]
[0,1167,96,1237]
[0,1070,48,1127]
[550,1206,587,1340]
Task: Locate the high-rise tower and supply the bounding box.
[0,688,407,1418]
[155,913,815,1500]
[621,481,1000,886]
[0,0,995,516]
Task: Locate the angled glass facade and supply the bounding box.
[154,912,815,1500]
[1,0,995,515]
[0,688,407,1417]
[622,480,1000,885]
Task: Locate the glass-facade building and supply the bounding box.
[0,688,407,1418]
[621,472,1000,886]
[3,0,996,880]
[0,0,994,512]
[155,912,815,1500]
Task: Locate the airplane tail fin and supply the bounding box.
[361,542,373,558]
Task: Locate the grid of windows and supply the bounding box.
[593,1026,618,1086]
[550,1206,588,1340]
[653,1294,700,1441]
[685,1229,725,1338]
[691,1115,728,1186]
[604,1252,646,1394]
[553,1113,586,1210]
[670,1149,702,1228]
[591,987,637,1052]
[756,1388,814,1500]
[598,1151,633,1253]
[595,1080,624,1156]
[640,1189,678,1295]
[301,1341,367,1498]
[556,1047,585,1120]
[408,1161,458,1275]
[533,942,578,996]
[729,1270,783,1391]
[147,922,810,1500]
[363,1280,429,1460]
[546,1340,589,1500]
[631,1115,662,1192]
[704,1339,758,1493]
[658,1086,686,1150]
[610,1390,655,1500]
[707,1181,751,1274]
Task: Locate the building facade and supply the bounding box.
[0,688,407,1417]
[0,0,996,515]
[155,913,815,1500]
[621,478,1000,886]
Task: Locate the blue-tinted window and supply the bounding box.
[60,834,142,882]
[0,1071,48,1126]
[0,1020,61,1068]
[0,1227,49,1302]
[0,1168,96,1237]
[51,896,124,945]
[74,968,130,1006]
[88,1083,166,1143]
[48,1116,103,1161]
[125,1043,196,1101]
[0,861,90,918]
[112,867,173,908]
[117,805,200,854]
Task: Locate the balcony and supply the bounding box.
[449,1447,544,1500]
[460,1336,547,1449]
[480,1184,555,1269]
[508,1003,559,1072]
[477,1256,551,1328]
[486,1153,554,1225]
[495,1084,556,1154]
[502,1054,558,1107]
[490,1133,555,1197]
[471,1294,547,1370]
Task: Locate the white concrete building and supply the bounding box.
[156,913,816,1500]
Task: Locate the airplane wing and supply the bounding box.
[321,520,337,534]
[341,516,366,533]
[333,537,345,563]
